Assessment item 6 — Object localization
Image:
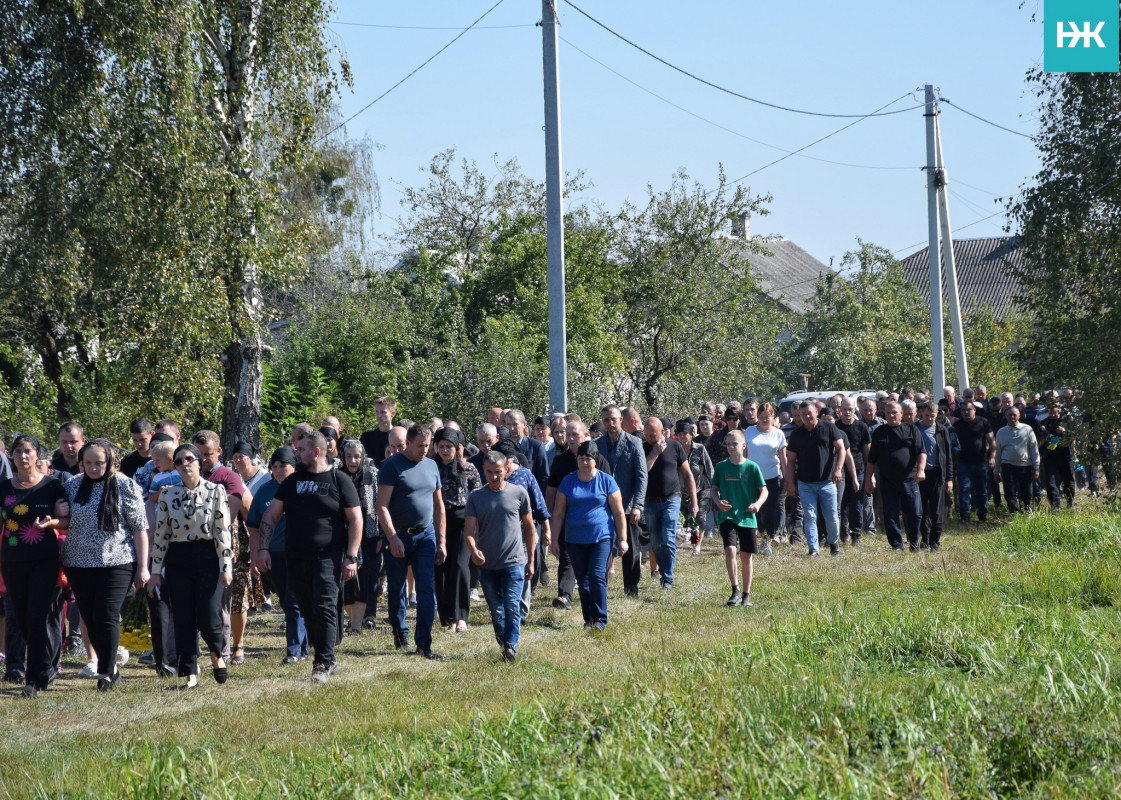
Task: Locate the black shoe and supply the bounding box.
[740,592,754,608]
[155,663,175,678]
[552,596,572,610]
[19,684,38,699]
[892,545,905,551]
[417,648,441,661]
[213,666,229,684]
[2,669,24,684]
[501,646,517,662]
[850,536,861,547]
[624,587,639,599]
[281,655,303,665]
[909,543,920,552]
[393,629,410,650]
[830,543,840,556]
[726,589,741,607]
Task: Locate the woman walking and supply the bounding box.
[432,428,481,632]
[147,443,232,689]
[0,434,69,697]
[743,403,788,554]
[62,439,149,691]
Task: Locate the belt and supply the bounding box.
[402,525,429,535]
[646,493,680,504]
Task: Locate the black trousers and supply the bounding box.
[66,563,135,677]
[358,536,383,619]
[1001,464,1035,513]
[164,540,226,677]
[918,467,947,550]
[555,523,577,602]
[0,557,60,689]
[1043,452,1076,508]
[287,546,342,667]
[435,514,471,626]
[620,518,642,593]
[146,582,175,667]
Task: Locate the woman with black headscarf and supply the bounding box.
[0,434,70,698]
[432,427,481,632]
[339,437,379,633]
[62,439,148,691]
[147,443,233,689]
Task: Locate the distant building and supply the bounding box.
[899,236,1024,320]
[729,213,834,315]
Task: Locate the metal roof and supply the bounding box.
[733,237,833,315]
[899,236,1024,319]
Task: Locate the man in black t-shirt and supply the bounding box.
[119,418,153,478]
[866,401,926,550]
[359,396,397,467]
[259,430,361,684]
[642,417,698,589]
[50,421,85,477]
[952,402,995,522]
[785,403,845,556]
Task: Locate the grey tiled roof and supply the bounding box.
[733,237,833,315]
[899,236,1024,319]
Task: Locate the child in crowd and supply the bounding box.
[710,430,768,608]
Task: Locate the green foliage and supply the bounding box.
[1008,61,1121,432]
[789,240,930,390]
[955,304,1031,392]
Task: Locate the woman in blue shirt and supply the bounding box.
[552,440,627,630]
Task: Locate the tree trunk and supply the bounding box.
[221,331,263,454]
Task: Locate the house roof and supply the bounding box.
[899,236,1024,319]
[734,237,833,315]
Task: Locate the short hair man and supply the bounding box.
[785,403,845,556]
[952,400,995,523]
[642,417,699,589]
[465,450,537,662]
[469,423,499,474]
[865,401,926,551]
[504,409,550,495]
[835,397,871,545]
[258,432,361,682]
[359,397,397,467]
[994,406,1040,514]
[121,418,154,478]
[916,401,955,552]
[376,424,446,659]
[52,421,85,476]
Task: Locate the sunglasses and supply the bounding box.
[174,455,197,466]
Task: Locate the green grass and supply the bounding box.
[4,501,1121,798]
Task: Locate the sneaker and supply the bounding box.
[417,648,441,661]
[740,592,754,608]
[660,581,672,591]
[583,623,593,632]
[262,600,274,612]
[154,663,175,678]
[310,664,331,684]
[760,542,773,556]
[552,596,572,610]
[116,646,129,667]
[850,537,861,547]
[692,546,701,556]
[501,646,517,663]
[830,544,840,556]
[726,589,741,607]
[392,630,411,650]
[3,669,25,684]
[328,662,340,676]
[282,655,303,665]
[470,588,480,601]
[138,649,156,666]
[807,551,820,558]
[78,660,98,679]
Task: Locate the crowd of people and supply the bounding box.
[0,386,1105,695]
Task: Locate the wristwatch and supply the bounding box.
[343,553,359,564]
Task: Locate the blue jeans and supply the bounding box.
[957,462,989,521]
[880,480,921,548]
[385,526,436,649]
[567,538,612,627]
[797,480,840,554]
[478,565,525,653]
[269,550,309,658]
[644,496,681,586]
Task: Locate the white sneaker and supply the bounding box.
[78,660,98,678]
[470,589,480,601]
[116,646,129,667]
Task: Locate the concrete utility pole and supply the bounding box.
[924,84,945,396]
[542,0,567,412]
[934,111,970,390]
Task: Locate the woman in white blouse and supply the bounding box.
[63,439,149,691]
[147,443,233,689]
[743,403,788,555]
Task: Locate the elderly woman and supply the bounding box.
[229,440,269,664]
[0,434,70,698]
[147,443,233,689]
[339,438,380,634]
[743,403,788,554]
[551,440,628,631]
[432,427,481,632]
[62,439,149,691]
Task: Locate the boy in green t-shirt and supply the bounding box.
[711,430,768,608]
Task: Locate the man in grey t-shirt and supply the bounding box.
[465,450,536,662]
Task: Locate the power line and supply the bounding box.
[317,0,509,143]
[724,93,916,188]
[333,20,532,30]
[891,210,1007,257]
[560,36,917,172]
[561,0,922,119]
[938,98,1035,140]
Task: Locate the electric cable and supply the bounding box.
[561,0,922,119]
[938,98,1034,140]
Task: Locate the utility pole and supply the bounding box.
[924,84,945,395]
[934,111,970,390]
[542,0,567,412]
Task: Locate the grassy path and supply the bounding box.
[3,507,1120,798]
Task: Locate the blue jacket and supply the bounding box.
[515,435,550,496]
[594,432,648,514]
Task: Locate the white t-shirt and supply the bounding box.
[743,426,787,480]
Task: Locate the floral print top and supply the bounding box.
[436,458,482,521]
[62,474,147,568]
[0,476,68,562]
[151,480,233,577]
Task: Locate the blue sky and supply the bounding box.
[328,1,1045,269]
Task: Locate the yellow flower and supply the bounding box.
[12,504,28,517]
[5,520,16,533]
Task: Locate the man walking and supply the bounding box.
[916,401,955,551]
[952,400,994,523]
[642,417,699,589]
[866,401,926,551]
[785,403,845,556]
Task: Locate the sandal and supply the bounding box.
[230,647,245,666]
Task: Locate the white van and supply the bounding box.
[778,390,878,416]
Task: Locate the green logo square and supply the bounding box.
[1044,0,1119,73]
